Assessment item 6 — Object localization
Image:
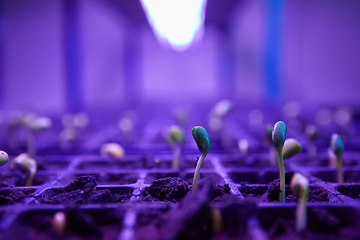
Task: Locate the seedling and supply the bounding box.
[272,121,287,202]
[238,139,249,156]
[172,108,187,125]
[118,110,137,142]
[59,128,78,149]
[52,211,67,234]
[10,153,37,186]
[0,151,8,167]
[26,115,52,156]
[0,151,9,182]
[101,143,125,159]
[305,124,317,157]
[73,112,89,129]
[209,100,232,148]
[167,125,184,170]
[330,133,344,183]
[192,126,211,191]
[290,173,309,232]
[210,207,223,233]
[62,112,89,130]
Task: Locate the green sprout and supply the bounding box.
[172,108,187,125]
[330,133,344,183]
[167,125,184,170]
[101,143,125,159]
[11,153,37,186]
[192,126,211,191]
[272,121,302,202]
[282,139,302,160]
[305,124,317,157]
[0,151,8,167]
[52,211,67,234]
[26,115,52,156]
[290,173,309,232]
[238,139,249,156]
[209,100,232,148]
[210,207,223,233]
[272,121,287,202]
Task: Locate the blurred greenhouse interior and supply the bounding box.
[0,0,359,114]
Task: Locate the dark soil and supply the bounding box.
[142,177,190,202]
[141,177,231,203]
[135,182,257,240]
[0,187,36,205]
[259,206,360,240]
[5,208,125,240]
[335,184,360,199]
[37,175,132,204]
[1,170,53,186]
[239,176,342,203]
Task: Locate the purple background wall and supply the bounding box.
[1,0,360,113]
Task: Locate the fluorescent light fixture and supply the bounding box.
[141,0,207,51]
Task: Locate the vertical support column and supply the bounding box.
[217,26,236,100]
[264,0,284,103]
[123,24,141,107]
[63,0,82,112]
[0,2,4,109]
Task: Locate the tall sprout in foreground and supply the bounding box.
[331,134,344,183]
[290,173,309,232]
[272,121,287,202]
[272,121,302,202]
[192,126,211,191]
[167,125,184,170]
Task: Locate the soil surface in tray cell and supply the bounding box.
[0,187,36,205]
[141,177,231,203]
[1,170,54,187]
[335,184,360,199]
[5,208,125,240]
[259,206,360,240]
[136,181,256,240]
[239,173,342,203]
[37,175,132,204]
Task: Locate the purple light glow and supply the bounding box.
[140,0,207,51]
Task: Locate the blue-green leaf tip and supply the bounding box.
[331,133,344,156]
[272,121,287,151]
[0,151,8,166]
[192,126,211,155]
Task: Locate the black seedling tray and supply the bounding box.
[1,110,360,240]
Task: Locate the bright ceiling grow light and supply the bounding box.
[141,0,207,51]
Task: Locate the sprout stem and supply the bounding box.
[26,171,35,186]
[296,186,308,232]
[192,153,206,191]
[172,145,182,170]
[27,131,35,157]
[336,155,343,183]
[277,150,285,202]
